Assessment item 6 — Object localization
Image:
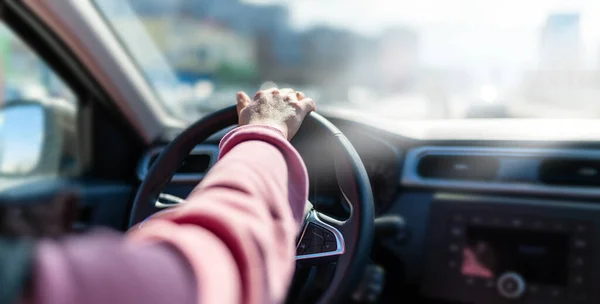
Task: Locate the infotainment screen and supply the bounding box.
[461,227,569,285]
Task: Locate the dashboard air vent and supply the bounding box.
[138,145,219,182]
[539,158,600,186]
[417,155,499,181]
[178,154,212,173]
[148,154,211,174]
[403,147,600,198]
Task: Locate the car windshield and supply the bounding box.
[94,0,600,121]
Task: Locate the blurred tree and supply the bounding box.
[215,62,258,85]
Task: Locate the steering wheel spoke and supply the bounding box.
[296,210,345,262]
[155,193,186,209]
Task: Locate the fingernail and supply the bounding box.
[236,92,244,100]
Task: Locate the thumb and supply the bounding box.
[236,91,251,115]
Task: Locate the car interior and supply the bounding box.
[0,0,599,303]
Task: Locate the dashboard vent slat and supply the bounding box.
[417,155,499,181]
[539,158,600,186]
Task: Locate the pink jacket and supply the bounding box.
[32,125,309,304]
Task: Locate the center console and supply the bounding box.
[422,194,598,304]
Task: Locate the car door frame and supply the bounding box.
[0,0,158,231]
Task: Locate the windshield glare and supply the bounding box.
[94,0,600,121]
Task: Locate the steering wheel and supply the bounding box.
[129,105,374,303]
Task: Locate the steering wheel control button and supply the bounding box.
[497,272,526,299]
[304,243,320,254]
[297,237,312,255]
[300,223,327,255]
[322,241,337,252]
[310,227,325,246]
[297,224,319,255]
[308,224,324,237]
[323,229,336,242]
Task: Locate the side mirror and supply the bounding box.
[0,99,76,177]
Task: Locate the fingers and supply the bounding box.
[236,91,251,114]
[295,91,316,112]
[244,88,315,113]
[275,88,295,102]
[300,98,316,113]
[253,90,264,102]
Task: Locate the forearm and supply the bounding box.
[30,125,308,304]
[128,125,308,303]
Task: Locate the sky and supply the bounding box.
[0,105,44,173]
[245,0,600,30]
[244,0,600,70]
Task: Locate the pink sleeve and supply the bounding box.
[128,124,309,304]
[31,125,308,304]
[32,230,196,304]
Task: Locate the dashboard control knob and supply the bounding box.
[497,272,526,299]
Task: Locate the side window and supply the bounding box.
[0,25,78,182]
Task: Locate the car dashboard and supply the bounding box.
[395,146,598,304]
[138,114,600,304]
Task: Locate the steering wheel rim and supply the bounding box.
[129,105,374,303]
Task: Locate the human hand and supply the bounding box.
[236,88,316,140]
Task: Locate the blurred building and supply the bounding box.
[130,0,298,71]
[174,0,298,66]
[154,19,256,82]
[302,27,355,99]
[125,0,427,104]
[539,13,581,69]
[519,12,600,110]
